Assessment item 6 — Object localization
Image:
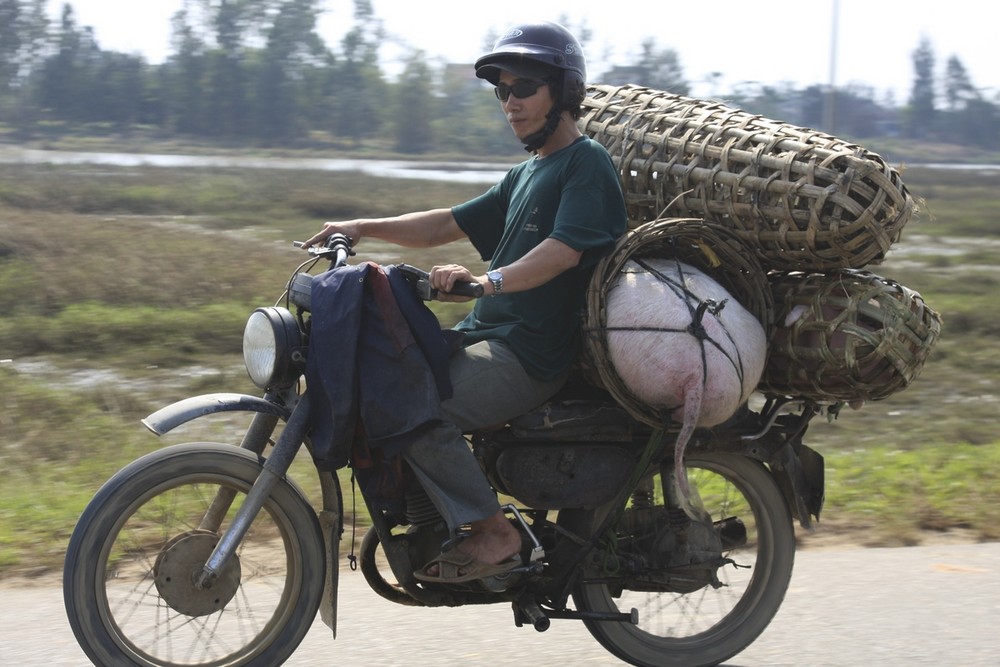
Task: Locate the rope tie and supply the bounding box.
[688,298,728,341]
[626,257,748,390]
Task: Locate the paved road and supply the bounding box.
[2,542,997,666]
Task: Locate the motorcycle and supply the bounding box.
[63,233,825,667]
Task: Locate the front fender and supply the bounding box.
[142,392,292,436]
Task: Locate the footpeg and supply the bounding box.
[513,599,638,628]
[512,598,550,632]
[545,607,639,624]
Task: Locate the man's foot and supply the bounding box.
[413,550,521,584]
[417,510,521,581]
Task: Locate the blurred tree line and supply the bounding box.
[1,0,997,156]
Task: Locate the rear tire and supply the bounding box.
[63,443,325,666]
[571,451,795,667]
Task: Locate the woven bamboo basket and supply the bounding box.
[759,269,942,403]
[583,218,773,426]
[579,84,915,272]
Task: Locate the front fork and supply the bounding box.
[194,392,311,588]
[196,406,282,532]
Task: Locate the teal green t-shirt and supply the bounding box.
[451,135,627,380]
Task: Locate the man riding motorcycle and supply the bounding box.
[302,21,628,584]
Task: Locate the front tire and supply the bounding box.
[571,451,795,667]
[63,443,325,667]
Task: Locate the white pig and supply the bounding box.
[605,257,768,512]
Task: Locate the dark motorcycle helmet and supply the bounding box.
[475,21,587,119]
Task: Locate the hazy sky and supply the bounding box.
[48,0,996,102]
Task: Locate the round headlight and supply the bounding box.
[242,307,302,389]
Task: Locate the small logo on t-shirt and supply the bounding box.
[523,207,540,233]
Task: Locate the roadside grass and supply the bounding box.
[0,374,152,570]
[0,163,489,227]
[1,161,998,578]
[819,441,1000,546]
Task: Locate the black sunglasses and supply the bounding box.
[494,79,548,102]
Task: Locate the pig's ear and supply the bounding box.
[783,305,809,328]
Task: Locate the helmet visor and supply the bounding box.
[475,57,556,85]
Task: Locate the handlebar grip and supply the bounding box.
[449,281,485,298]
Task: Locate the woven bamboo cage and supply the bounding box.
[583,218,773,426]
[579,84,915,273]
[759,269,942,403]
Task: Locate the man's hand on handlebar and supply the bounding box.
[429,264,485,302]
[299,223,484,300]
[395,264,484,301]
[301,221,362,249]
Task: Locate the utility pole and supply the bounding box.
[824,0,839,132]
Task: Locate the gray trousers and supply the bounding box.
[402,340,567,533]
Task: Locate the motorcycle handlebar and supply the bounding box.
[292,235,484,301]
[293,233,354,268]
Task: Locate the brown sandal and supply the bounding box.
[413,550,521,584]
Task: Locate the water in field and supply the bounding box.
[0,146,511,184]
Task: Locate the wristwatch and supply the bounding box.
[487,269,503,296]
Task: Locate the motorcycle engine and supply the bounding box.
[614,505,730,594]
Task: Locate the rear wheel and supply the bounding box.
[63,443,325,666]
[571,451,795,667]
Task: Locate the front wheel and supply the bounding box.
[63,443,325,667]
[571,451,795,667]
